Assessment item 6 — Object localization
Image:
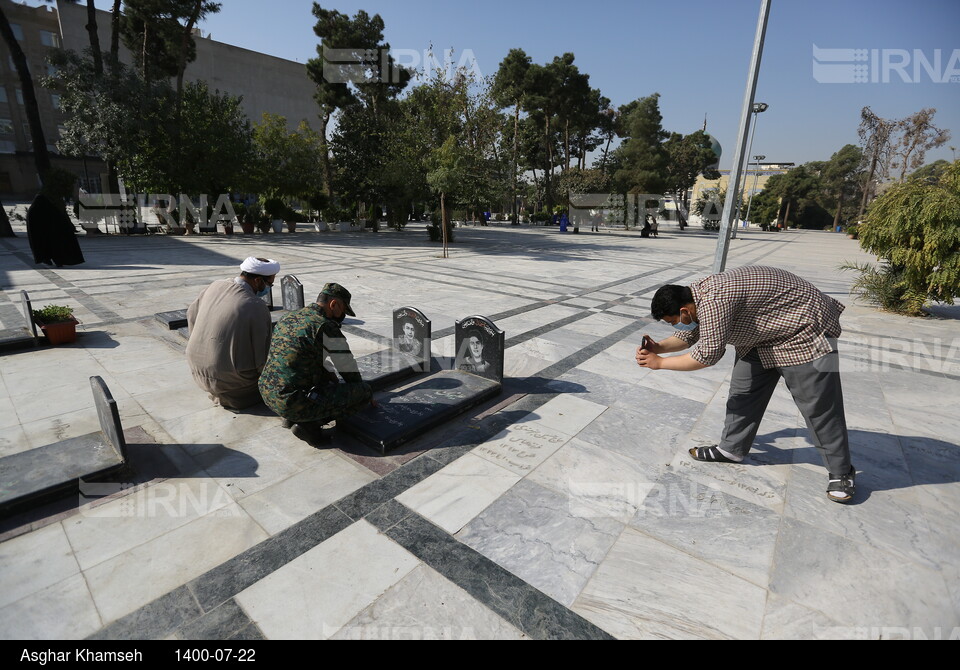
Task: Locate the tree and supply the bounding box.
[252,113,323,206]
[492,48,531,224]
[120,0,219,83]
[845,160,960,315]
[908,159,950,183]
[857,106,897,221]
[306,6,411,200]
[892,108,951,183]
[664,130,721,227]
[611,93,669,196]
[820,144,864,229]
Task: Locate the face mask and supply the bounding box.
[672,310,698,331]
[256,281,272,298]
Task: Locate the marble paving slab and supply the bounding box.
[768,516,957,631]
[0,573,101,640]
[238,456,377,535]
[333,564,527,640]
[627,471,780,589]
[395,453,520,533]
[572,525,767,639]
[472,421,573,476]
[84,502,268,624]
[457,478,623,607]
[514,394,607,438]
[235,520,420,639]
[526,437,659,524]
[63,477,234,570]
[0,522,79,610]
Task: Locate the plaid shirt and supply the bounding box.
[675,266,844,368]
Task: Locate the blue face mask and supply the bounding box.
[672,310,698,331]
[256,282,272,298]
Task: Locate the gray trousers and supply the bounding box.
[720,347,851,476]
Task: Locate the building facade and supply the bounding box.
[0,0,320,199]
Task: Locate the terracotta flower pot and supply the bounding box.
[38,317,79,345]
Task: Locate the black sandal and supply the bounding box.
[688,446,740,463]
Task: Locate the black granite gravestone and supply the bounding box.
[341,315,504,453]
[0,291,39,351]
[354,307,432,390]
[0,376,128,517]
[155,308,188,330]
[282,275,305,311]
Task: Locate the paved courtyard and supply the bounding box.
[1,219,958,640]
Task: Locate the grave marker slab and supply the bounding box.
[155,309,188,330]
[342,315,504,452]
[0,291,39,351]
[355,307,432,390]
[0,376,128,517]
[282,275,305,311]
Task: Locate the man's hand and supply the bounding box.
[635,345,663,370]
[370,397,379,409]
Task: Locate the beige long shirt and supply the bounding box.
[185,278,272,383]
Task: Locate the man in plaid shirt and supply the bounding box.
[636,265,856,503]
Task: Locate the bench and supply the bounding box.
[0,290,39,352]
[0,376,128,518]
[341,315,504,453]
[354,307,432,391]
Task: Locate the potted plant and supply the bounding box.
[284,205,299,233]
[262,197,285,233]
[32,304,79,345]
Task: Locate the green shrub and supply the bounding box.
[843,159,960,314]
[839,261,928,316]
[33,304,74,324]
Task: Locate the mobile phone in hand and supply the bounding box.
[642,335,654,350]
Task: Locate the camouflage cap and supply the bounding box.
[320,282,356,316]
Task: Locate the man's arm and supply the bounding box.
[636,350,708,371]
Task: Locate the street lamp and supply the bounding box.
[743,154,766,228]
[732,102,768,238]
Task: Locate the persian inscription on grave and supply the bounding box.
[475,424,569,472]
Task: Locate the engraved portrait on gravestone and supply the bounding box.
[395,319,422,357]
[458,328,491,374]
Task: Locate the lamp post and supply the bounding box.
[732,102,768,239]
[743,154,765,228]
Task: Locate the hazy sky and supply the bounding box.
[63,1,960,170]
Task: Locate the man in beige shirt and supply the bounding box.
[186,256,279,410]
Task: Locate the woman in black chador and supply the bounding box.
[27,177,85,267]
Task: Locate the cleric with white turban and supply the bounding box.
[185,255,281,410]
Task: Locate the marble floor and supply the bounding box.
[1,220,958,640]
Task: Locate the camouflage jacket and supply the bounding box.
[258,304,365,405]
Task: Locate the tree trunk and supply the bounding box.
[857,148,879,221]
[320,109,333,197]
[0,8,51,181]
[511,102,519,224]
[85,1,103,75]
[832,191,844,230]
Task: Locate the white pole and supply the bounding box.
[713,0,772,273]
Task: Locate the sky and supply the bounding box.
[57,0,960,171]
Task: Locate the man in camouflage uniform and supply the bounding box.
[259,283,373,444]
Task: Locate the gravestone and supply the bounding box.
[454,315,504,383]
[0,291,39,351]
[355,307,432,390]
[282,275,305,311]
[155,308,188,330]
[0,376,128,517]
[341,315,504,453]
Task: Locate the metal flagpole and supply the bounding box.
[712,0,771,273]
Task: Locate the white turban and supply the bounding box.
[240,257,280,276]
